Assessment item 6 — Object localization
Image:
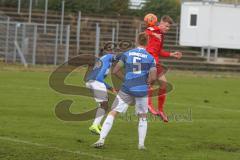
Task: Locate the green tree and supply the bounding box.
[0,0,180,21]
[46,0,129,15]
[142,0,180,22]
[48,0,62,11]
[0,0,31,7]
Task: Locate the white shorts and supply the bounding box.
[112,90,148,114]
[85,80,108,102]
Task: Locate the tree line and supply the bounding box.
[0,0,181,21]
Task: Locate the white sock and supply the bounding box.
[93,107,106,126]
[100,115,115,140]
[138,117,147,146]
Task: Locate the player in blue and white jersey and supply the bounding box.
[92,32,157,150]
[85,49,120,135]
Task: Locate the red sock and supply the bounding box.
[158,85,166,113]
[148,86,158,115]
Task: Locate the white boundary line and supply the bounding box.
[0,136,124,160]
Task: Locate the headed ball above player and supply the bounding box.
[144,13,158,27]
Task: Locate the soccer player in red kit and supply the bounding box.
[145,15,182,122]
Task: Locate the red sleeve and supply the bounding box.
[160,50,171,57]
[159,31,170,57]
[145,29,153,36]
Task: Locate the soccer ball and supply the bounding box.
[144,13,158,27]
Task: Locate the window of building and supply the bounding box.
[190,14,197,26]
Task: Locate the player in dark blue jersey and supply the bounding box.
[85,50,120,135]
[92,32,157,150]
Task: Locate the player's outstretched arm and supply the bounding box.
[160,50,171,57]
[170,51,182,59]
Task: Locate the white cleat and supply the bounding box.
[138,145,147,150]
[91,139,105,148]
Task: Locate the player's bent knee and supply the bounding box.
[100,101,108,111]
[158,75,167,82]
[138,113,147,119]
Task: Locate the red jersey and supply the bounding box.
[145,26,170,59]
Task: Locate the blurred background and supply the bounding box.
[0,1,240,159]
[0,0,239,70]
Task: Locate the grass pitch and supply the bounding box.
[0,64,240,160]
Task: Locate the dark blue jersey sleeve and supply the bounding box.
[119,53,127,64]
[113,53,123,63]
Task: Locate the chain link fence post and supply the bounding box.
[116,22,119,43]
[44,0,48,34]
[64,25,70,63]
[54,24,59,65]
[76,11,81,54]
[135,28,139,46]
[18,0,21,14]
[176,24,179,45]
[60,0,65,45]
[21,23,26,53]
[28,0,32,23]
[112,27,115,44]
[32,24,37,65]
[5,17,10,63]
[13,23,19,63]
[95,23,100,57]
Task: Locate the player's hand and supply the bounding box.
[170,51,182,59]
[147,79,155,85]
[111,88,118,94]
